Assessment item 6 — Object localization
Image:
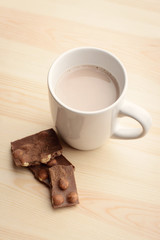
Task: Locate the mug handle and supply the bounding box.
[112,101,152,139]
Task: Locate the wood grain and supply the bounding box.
[0,0,160,239]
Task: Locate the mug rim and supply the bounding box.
[47,47,128,115]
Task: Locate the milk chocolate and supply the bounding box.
[29,155,74,187]
[11,129,62,167]
[49,165,79,208]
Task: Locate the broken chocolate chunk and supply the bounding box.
[29,155,74,187]
[49,165,79,208]
[11,129,62,167]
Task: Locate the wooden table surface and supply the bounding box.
[0,0,160,239]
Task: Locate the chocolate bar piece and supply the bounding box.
[11,129,62,167]
[49,165,79,208]
[29,155,74,187]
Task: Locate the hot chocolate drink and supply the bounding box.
[55,65,119,112]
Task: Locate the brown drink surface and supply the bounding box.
[55,65,119,111]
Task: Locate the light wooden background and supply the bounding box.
[0,0,160,239]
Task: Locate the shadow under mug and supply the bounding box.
[48,47,152,150]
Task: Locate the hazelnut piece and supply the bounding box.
[58,178,69,190]
[23,162,29,167]
[52,194,64,206]
[38,169,48,181]
[13,149,24,159]
[67,192,78,203]
[21,144,33,151]
[41,154,51,163]
[47,159,57,167]
[56,150,62,156]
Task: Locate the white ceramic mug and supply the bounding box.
[48,47,152,150]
